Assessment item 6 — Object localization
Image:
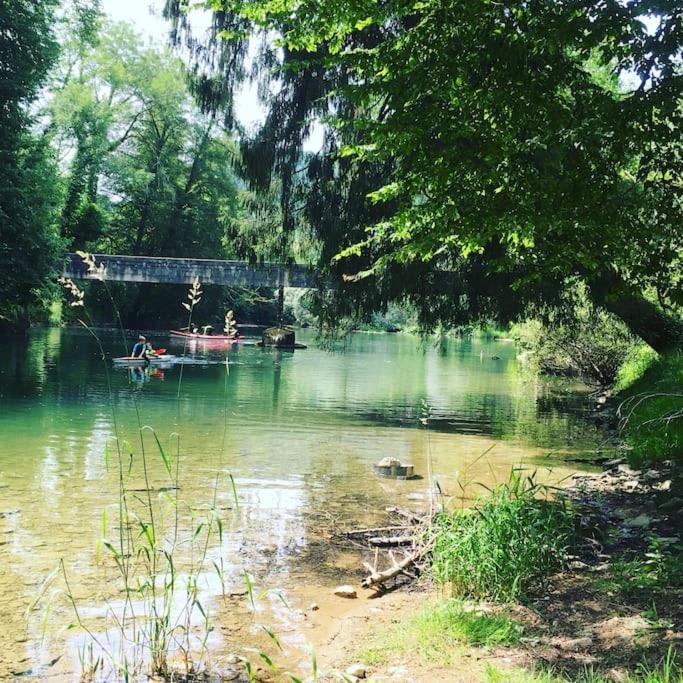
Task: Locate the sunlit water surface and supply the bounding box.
[0,328,607,679]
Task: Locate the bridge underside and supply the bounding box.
[62,253,317,289]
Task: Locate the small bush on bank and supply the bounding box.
[614,344,659,393]
[618,352,683,465]
[431,470,575,602]
[510,309,637,387]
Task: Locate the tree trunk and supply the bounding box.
[590,272,682,354]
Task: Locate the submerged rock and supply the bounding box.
[374,457,416,479]
[334,585,357,599]
[625,513,652,528]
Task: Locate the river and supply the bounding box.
[0,328,608,680]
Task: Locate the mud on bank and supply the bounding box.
[309,459,683,682]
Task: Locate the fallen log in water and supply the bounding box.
[345,525,411,538]
[367,535,414,547]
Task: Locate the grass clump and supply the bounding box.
[485,648,683,682]
[361,599,523,666]
[592,540,683,597]
[431,469,575,602]
[618,352,683,465]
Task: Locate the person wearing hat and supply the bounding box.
[131,335,147,358]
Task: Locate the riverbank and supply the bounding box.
[308,459,682,682]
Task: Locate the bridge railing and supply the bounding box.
[63,253,317,289]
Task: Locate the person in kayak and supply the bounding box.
[144,341,158,358]
[131,335,147,358]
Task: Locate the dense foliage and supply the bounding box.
[46,19,237,325]
[0,3,303,330]
[167,0,683,349]
[511,307,640,387]
[44,13,303,328]
[618,352,683,465]
[0,0,62,330]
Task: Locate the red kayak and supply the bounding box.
[170,330,244,341]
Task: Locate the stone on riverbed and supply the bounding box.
[559,636,593,652]
[334,585,357,599]
[625,513,652,528]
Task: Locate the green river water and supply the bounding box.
[0,328,608,680]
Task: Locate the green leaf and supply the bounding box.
[141,426,173,478]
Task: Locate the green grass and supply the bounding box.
[430,470,575,602]
[360,599,523,667]
[591,541,683,597]
[484,648,683,682]
[617,351,683,465]
[614,345,659,393]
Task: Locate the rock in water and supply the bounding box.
[374,457,415,479]
[377,457,401,468]
[262,326,296,348]
[626,513,652,528]
[334,585,357,599]
[346,663,367,678]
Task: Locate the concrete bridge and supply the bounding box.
[62,253,318,288]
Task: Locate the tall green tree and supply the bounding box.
[167,0,683,350]
[48,21,258,327]
[0,0,62,330]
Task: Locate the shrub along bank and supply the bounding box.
[430,470,575,603]
[616,352,683,466]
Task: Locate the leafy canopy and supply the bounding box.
[168,0,682,346]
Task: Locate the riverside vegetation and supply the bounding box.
[2,1,682,681]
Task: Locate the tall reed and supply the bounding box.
[37,262,233,680]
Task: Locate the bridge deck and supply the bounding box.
[62,253,317,288]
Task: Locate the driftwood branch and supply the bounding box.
[367,535,414,547]
[361,540,434,589]
[384,506,423,524]
[345,525,411,538]
[342,506,436,592]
